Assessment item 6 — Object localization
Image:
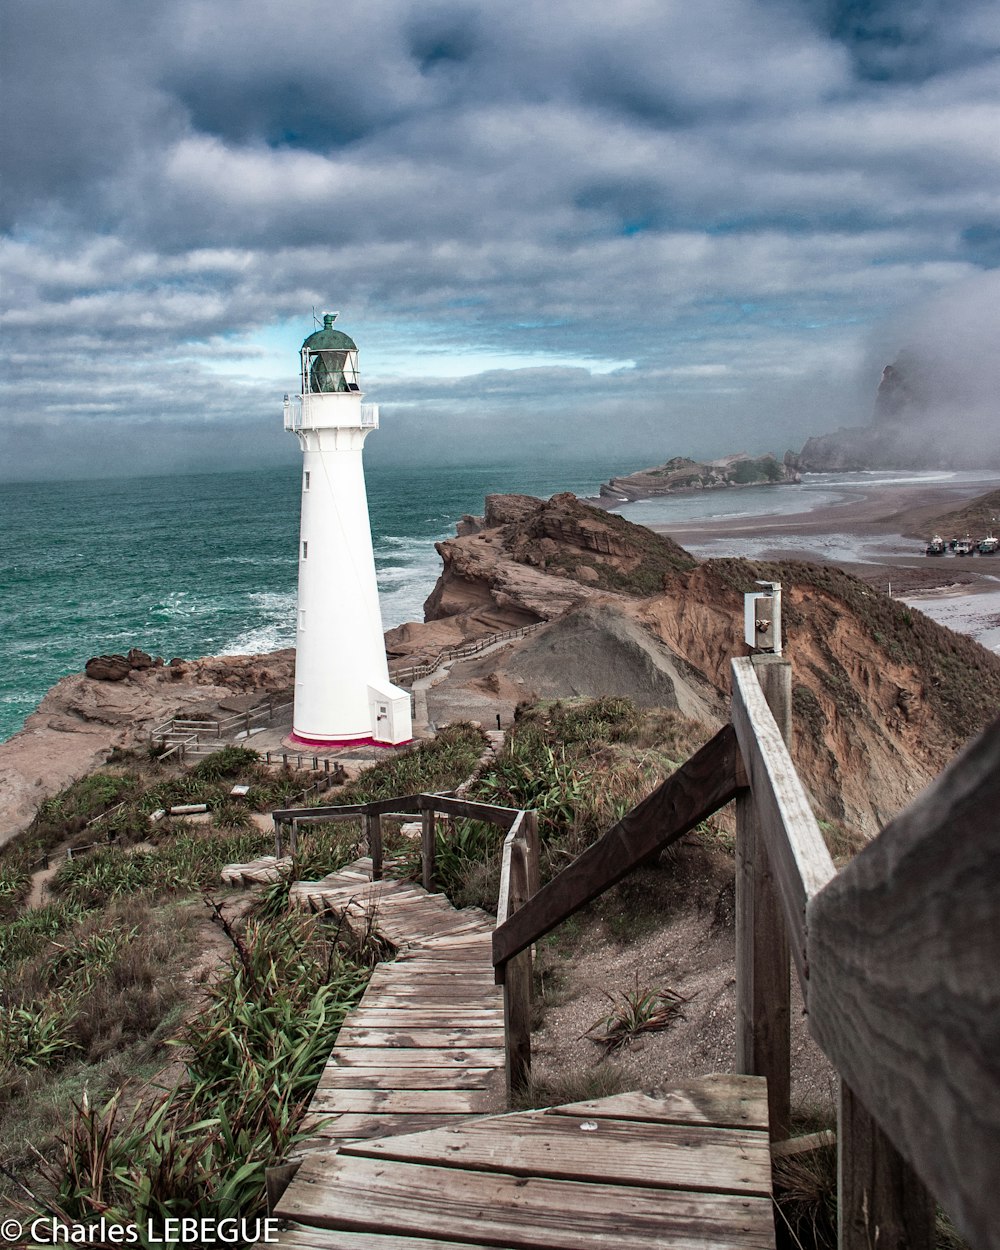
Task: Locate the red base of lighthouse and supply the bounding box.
[288,731,412,750]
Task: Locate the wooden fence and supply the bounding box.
[490,654,999,1250]
[151,697,294,758]
[391,622,543,686]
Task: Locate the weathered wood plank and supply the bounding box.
[838,1080,933,1250]
[419,793,522,828]
[273,1228,500,1250]
[277,1155,775,1249]
[335,1027,506,1048]
[807,713,1000,1250]
[552,1075,769,1131]
[736,788,790,1141]
[356,988,501,1002]
[492,724,746,967]
[345,1113,771,1195]
[502,836,532,1096]
[327,1047,504,1067]
[273,794,426,821]
[420,806,436,890]
[309,1088,499,1115]
[318,1066,501,1091]
[342,1000,498,1017]
[730,656,835,989]
[306,1113,476,1141]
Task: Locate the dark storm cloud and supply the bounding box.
[1,0,998,479]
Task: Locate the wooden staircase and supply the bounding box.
[287,858,506,1147]
[237,658,1000,1249]
[265,859,775,1248]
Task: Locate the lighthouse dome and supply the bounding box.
[302,313,357,353]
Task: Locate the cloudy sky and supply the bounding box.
[2,0,998,480]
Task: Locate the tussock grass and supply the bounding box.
[512,1064,632,1111]
[415,698,713,913]
[26,908,373,1239]
[585,977,690,1055]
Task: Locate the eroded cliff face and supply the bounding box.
[637,566,971,831]
[392,492,696,660]
[409,494,1000,832]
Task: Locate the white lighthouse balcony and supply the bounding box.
[284,395,379,432]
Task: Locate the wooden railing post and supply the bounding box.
[522,811,540,898]
[367,811,383,881]
[503,837,532,1099]
[421,803,436,891]
[735,653,792,1140]
[838,1082,933,1250]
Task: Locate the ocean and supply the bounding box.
[4,464,998,744]
[0,459,636,744]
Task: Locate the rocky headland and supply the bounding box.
[597,452,799,503]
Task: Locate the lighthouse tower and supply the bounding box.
[284,314,412,747]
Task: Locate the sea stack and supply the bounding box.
[284,314,412,746]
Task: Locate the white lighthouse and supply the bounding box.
[284,314,412,747]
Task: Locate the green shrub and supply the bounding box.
[0,857,31,919]
[191,746,261,782]
[0,1001,80,1075]
[0,900,91,966]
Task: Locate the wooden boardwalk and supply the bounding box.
[286,858,507,1147]
[269,859,775,1247]
[276,1075,775,1248]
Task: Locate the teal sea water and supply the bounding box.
[0,460,638,743]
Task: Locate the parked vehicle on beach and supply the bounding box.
[954,536,974,556]
[925,535,947,556]
[978,534,998,555]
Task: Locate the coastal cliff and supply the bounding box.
[798,353,1000,471]
[7,490,1000,842]
[403,491,1000,830]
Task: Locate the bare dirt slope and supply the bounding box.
[531,843,836,1121]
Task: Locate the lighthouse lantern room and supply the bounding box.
[284,314,412,747]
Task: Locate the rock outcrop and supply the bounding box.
[798,351,1000,471]
[599,453,799,503]
[84,648,160,681]
[387,492,697,665]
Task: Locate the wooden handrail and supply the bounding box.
[492,724,746,970]
[806,711,1000,1250]
[730,656,835,990]
[392,622,543,685]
